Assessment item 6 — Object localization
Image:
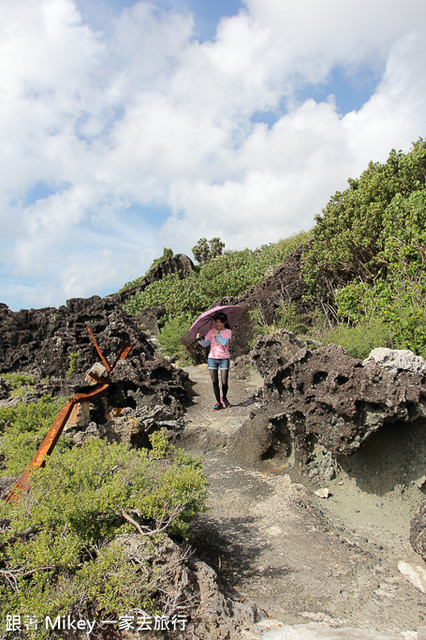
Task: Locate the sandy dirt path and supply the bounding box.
[178,365,426,637]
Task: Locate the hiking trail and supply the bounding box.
[178,365,426,637]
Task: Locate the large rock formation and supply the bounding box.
[237,246,313,326]
[0,295,150,378]
[249,331,307,378]
[260,339,426,461]
[0,252,195,375]
[116,253,195,306]
[228,334,426,562]
[0,292,193,446]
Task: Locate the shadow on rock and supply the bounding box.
[337,417,426,496]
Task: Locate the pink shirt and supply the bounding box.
[205,328,232,359]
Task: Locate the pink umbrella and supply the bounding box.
[188,305,243,343]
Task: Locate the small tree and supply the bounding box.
[210,237,225,259]
[192,237,225,264]
[192,238,210,264]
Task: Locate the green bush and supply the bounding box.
[301,139,426,357]
[192,237,225,264]
[0,373,39,399]
[0,395,70,476]
[66,352,80,378]
[248,302,311,346]
[334,187,426,357]
[1,373,37,390]
[158,313,194,360]
[302,138,426,298]
[0,431,207,637]
[123,272,211,318]
[319,318,395,360]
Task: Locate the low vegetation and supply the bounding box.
[0,395,70,477]
[0,420,206,637]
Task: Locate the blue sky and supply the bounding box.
[1,0,426,311]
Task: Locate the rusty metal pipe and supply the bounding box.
[5,383,109,503]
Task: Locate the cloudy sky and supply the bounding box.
[1,0,426,311]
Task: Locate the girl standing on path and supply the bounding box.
[197,312,232,411]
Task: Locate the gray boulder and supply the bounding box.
[363,348,426,377]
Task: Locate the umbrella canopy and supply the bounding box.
[188,305,243,338]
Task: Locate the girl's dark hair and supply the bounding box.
[214,312,230,328]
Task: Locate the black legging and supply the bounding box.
[210,368,229,403]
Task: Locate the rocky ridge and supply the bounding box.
[228,333,426,566]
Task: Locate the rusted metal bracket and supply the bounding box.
[5,329,132,503]
[87,326,112,372]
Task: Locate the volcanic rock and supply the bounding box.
[249,330,306,378]
[0,295,153,379]
[0,292,194,444]
[263,342,426,460]
[237,246,313,327]
[116,253,195,306]
[227,411,290,469]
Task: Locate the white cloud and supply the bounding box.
[343,33,426,158]
[244,0,426,70]
[1,0,426,310]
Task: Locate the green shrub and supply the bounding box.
[1,373,37,390]
[249,300,312,347]
[0,373,38,399]
[300,139,426,357]
[148,247,174,272]
[192,237,225,264]
[158,313,194,361]
[0,432,207,637]
[334,187,426,357]
[302,138,426,298]
[0,395,70,476]
[319,318,394,360]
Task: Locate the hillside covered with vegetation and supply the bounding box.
[121,138,426,360]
